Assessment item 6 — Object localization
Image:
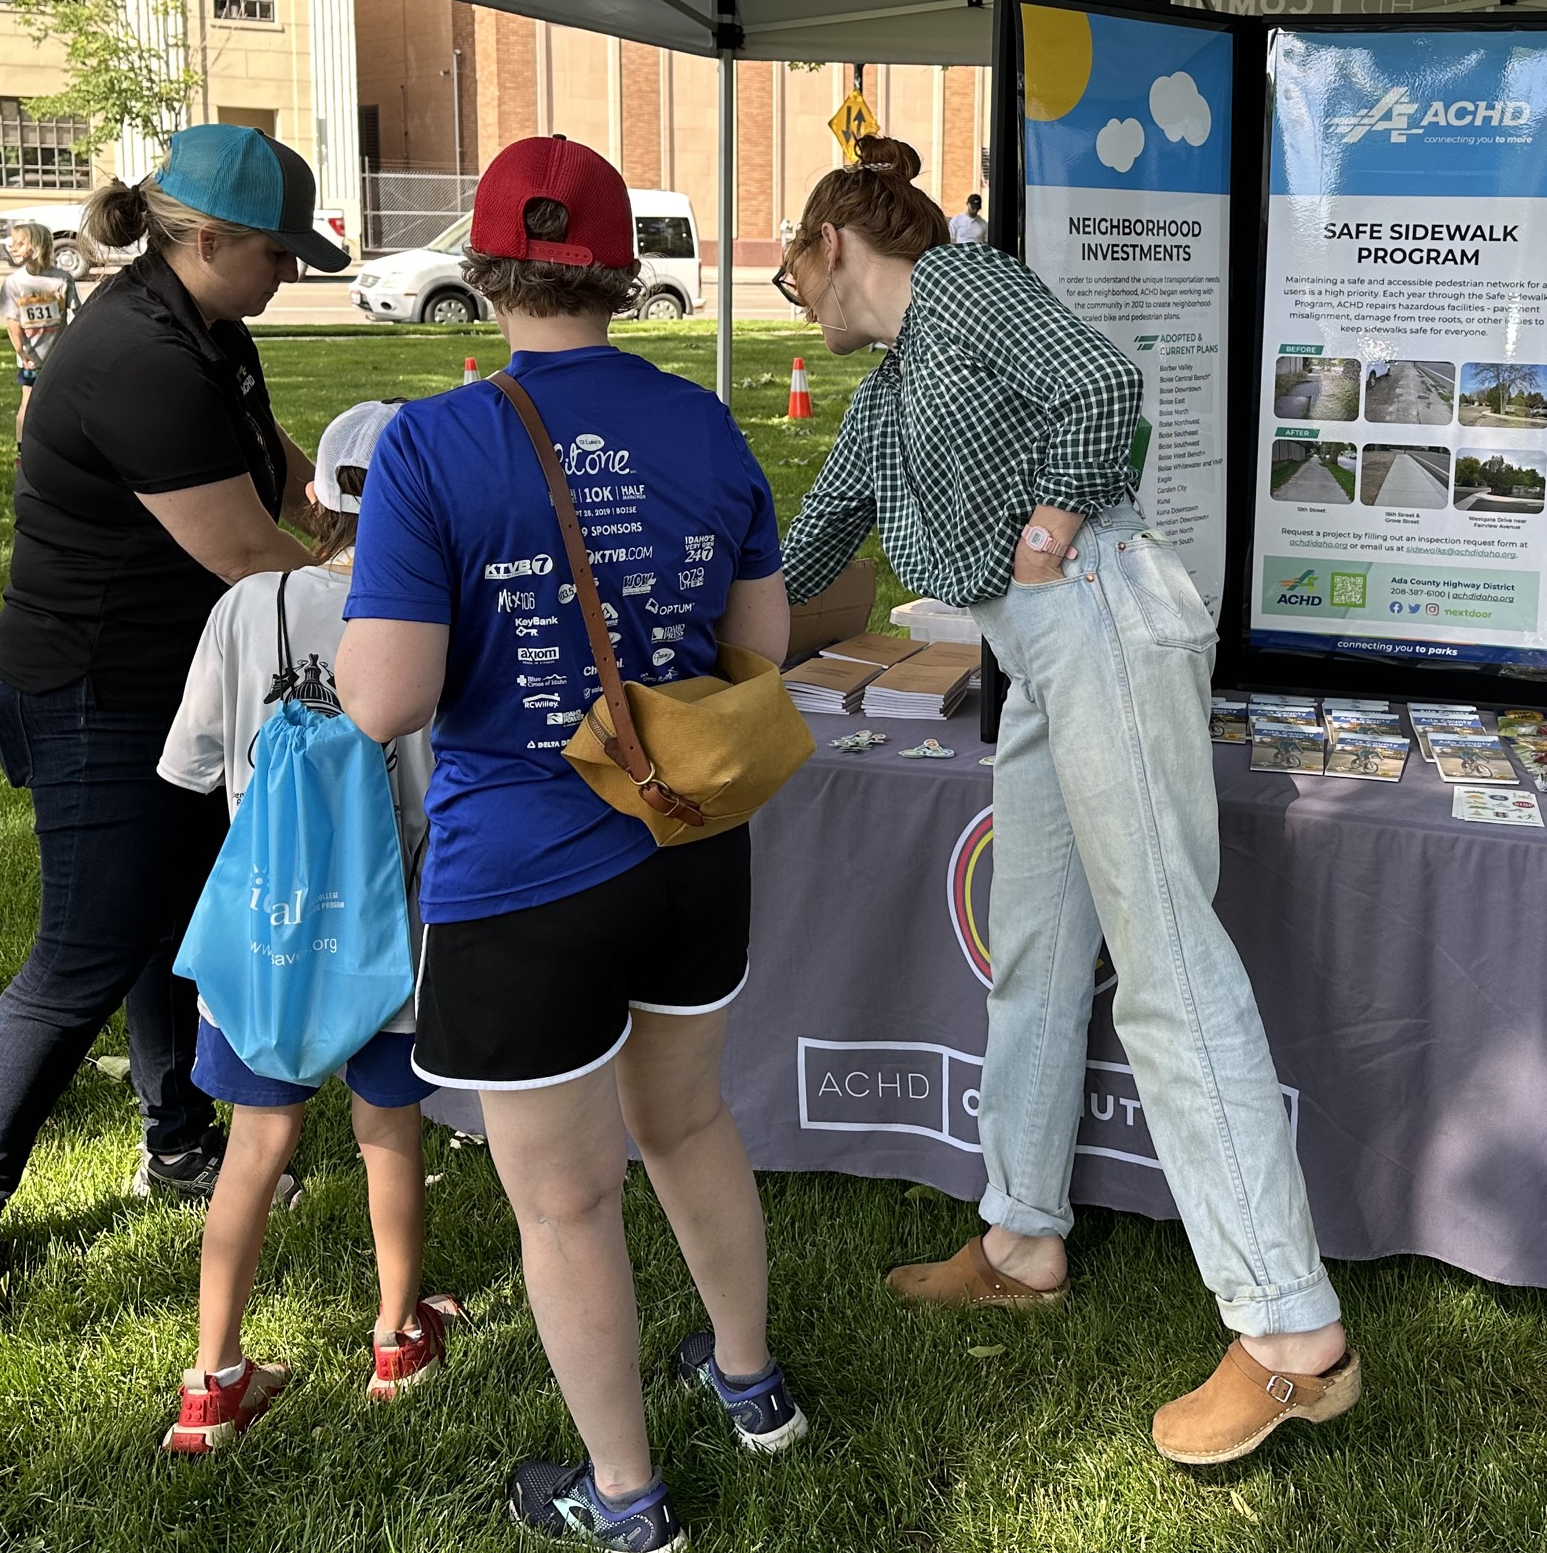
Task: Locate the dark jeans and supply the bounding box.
[0,681,228,1214]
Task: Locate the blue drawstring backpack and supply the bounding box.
[175,576,414,1089]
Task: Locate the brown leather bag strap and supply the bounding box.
[489,369,652,787]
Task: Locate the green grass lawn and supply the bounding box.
[2,330,1546,1553]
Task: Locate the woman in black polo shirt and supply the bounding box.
[0,124,348,1230]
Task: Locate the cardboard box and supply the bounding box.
[785,559,876,660]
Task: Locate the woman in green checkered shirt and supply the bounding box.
[777,136,1358,1465]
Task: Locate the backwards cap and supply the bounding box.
[314,401,402,514]
[470,135,634,269]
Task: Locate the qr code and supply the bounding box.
[1330,573,1366,609]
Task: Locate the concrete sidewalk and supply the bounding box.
[1377,451,1449,507]
[1278,458,1351,504]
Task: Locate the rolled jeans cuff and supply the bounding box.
[1216,1265,1342,1338]
[978,1183,1074,1243]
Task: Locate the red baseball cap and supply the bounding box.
[470,135,634,269]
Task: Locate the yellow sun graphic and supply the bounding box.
[1022,4,1093,123]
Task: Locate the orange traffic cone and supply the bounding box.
[462,356,480,385]
[787,357,812,419]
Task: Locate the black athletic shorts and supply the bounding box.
[412,825,752,1089]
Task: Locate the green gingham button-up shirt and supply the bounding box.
[781,241,1143,607]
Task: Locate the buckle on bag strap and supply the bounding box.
[641,780,705,826]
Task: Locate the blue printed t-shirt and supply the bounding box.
[345,346,782,923]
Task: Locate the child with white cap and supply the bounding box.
[156,399,456,1453]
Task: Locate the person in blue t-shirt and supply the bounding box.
[337,137,801,1551]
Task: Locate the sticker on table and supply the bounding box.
[830,730,888,752]
[1451,786,1544,826]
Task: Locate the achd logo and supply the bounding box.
[946,805,1119,995]
[1276,569,1322,607]
[948,806,994,988]
[1332,86,1530,144]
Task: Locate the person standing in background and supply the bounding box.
[948,193,988,244]
[3,222,79,451]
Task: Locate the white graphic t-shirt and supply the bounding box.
[160,558,433,1033]
[2,266,79,369]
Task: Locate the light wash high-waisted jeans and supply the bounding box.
[968,505,1341,1337]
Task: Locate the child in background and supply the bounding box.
[3,222,79,449]
[157,400,456,1453]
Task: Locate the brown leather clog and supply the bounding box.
[884,1235,1070,1310]
[1152,1339,1362,1465]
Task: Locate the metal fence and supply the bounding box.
[361,168,478,254]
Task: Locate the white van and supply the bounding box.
[349,189,702,325]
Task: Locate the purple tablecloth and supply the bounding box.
[427,698,1547,1287]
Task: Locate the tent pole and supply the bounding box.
[717,47,735,406]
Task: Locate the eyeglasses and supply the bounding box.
[771,264,803,308]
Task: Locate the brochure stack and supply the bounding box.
[862,642,979,719]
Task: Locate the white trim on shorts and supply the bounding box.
[628,962,749,1017]
[410,1016,633,1091]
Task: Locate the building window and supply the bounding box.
[0,99,91,191]
[213,0,276,20]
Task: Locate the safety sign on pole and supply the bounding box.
[828,89,877,162]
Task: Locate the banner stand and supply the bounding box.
[983,2,1547,742]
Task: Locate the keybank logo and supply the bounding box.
[1332,87,1530,145]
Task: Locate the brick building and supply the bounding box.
[353,2,991,264]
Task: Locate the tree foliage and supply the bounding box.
[11,0,201,160]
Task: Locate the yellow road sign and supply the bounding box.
[828,90,877,162]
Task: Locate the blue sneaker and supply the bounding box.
[506,1459,685,1551]
[674,1331,808,1452]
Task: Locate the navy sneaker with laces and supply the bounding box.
[506,1459,685,1551]
[674,1331,808,1452]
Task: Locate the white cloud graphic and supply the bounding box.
[1096,117,1145,174]
[1149,71,1211,147]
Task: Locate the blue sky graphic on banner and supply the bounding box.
[1023,10,1231,195]
[1270,30,1547,197]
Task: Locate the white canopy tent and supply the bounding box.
[465,2,996,402]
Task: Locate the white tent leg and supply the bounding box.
[717,48,735,407]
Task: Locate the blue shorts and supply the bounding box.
[192,1016,435,1109]
[16,368,37,387]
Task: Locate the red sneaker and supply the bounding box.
[161,1359,289,1453]
[367,1294,461,1401]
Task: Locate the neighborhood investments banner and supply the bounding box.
[1021,3,1232,616]
[1253,30,1547,669]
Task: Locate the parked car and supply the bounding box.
[349,189,703,325]
[0,203,349,279]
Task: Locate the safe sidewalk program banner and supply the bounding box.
[1022,3,1232,616]
[1253,29,1547,670]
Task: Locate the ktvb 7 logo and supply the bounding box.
[1332,87,1530,145]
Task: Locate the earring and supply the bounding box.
[811,271,850,333]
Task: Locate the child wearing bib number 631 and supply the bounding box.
[155,400,458,1453]
[2,222,80,452]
